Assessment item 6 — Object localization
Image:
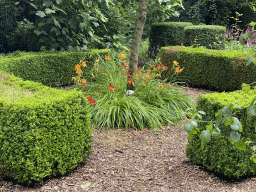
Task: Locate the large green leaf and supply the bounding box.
[230,117,241,131]
[36,11,46,17]
[234,140,246,151]
[230,131,240,143]
[184,123,194,133]
[201,130,211,143]
[239,34,248,45]
[223,106,232,121]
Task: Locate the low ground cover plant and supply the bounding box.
[71,50,194,130]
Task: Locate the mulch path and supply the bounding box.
[1,87,256,192]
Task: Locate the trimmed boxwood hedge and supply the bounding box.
[0,73,92,184]
[0,49,111,87]
[186,89,256,179]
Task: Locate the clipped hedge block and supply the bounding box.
[149,22,193,58]
[158,46,256,92]
[0,49,111,87]
[186,89,256,178]
[184,25,226,50]
[0,73,92,184]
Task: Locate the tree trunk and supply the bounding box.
[127,0,148,91]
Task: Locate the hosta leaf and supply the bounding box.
[202,130,211,143]
[234,140,246,151]
[223,106,232,121]
[213,130,220,138]
[230,131,240,143]
[184,123,194,133]
[215,113,222,127]
[191,120,198,128]
[230,117,241,130]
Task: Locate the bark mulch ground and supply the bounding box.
[1,87,256,192]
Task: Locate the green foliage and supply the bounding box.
[0,73,92,184]
[184,88,256,178]
[0,49,110,87]
[72,50,194,130]
[184,25,226,50]
[159,46,256,91]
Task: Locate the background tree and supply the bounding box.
[126,0,183,90]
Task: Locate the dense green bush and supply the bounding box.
[0,73,92,184]
[184,25,226,50]
[0,49,110,87]
[186,89,256,178]
[158,46,256,92]
[149,22,193,59]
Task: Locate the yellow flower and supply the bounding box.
[173,61,179,66]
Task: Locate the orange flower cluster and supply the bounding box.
[105,55,111,61]
[173,61,184,75]
[108,83,116,92]
[73,60,88,87]
[86,95,96,106]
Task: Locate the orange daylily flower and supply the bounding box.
[162,83,166,87]
[76,68,83,75]
[121,58,127,62]
[156,64,163,70]
[158,71,161,77]
[173,61,179,66]
[108,83,116,92]
[167,83,172,88]
[105,55,111,61]
[127,78,135,86]
[163,66,168,70]
[144,73,150,78]
[142,79,147,84]
[86,95,96,106]
[81,78,87,84]
[124,71,131,77]
[81,61,87,68]
[75,64,81,71]
[175,66,184,75]
[121,63,128,69]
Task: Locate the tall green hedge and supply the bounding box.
[184,25,226,50]
[0,49,111,87]
[0,73,92,184]
[149,22,193,59]
[159,46,256,92]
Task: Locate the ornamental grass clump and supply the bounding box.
[72,51,194,130]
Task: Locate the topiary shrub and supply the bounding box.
[0,73,92,184]
[185,89,256,179]
[184,25,226,50]
[149,22,193,59]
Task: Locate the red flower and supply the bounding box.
[121,63,128,69]
[142,79,147,84]
[86,95,96,106]
[163,66,168,70]
[124,71,131,77]
[105,55,111,61]
[127,78,135,86]
[175,66,184,75]
[108,83,116,92]
[156,64,163,70]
